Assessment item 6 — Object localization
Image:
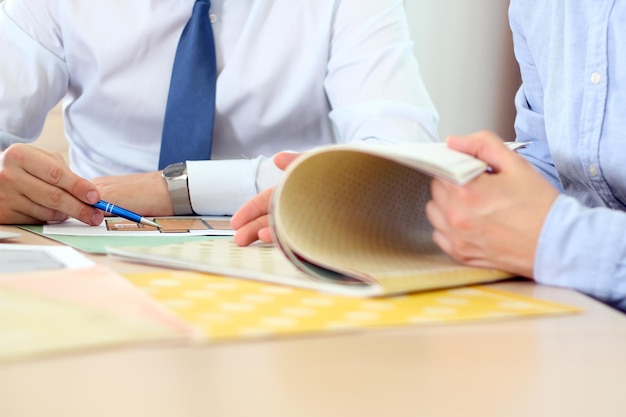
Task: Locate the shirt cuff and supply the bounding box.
[186,159,259,215]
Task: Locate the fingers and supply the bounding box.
[425,132,558,277]
[257,225,274,243]
[232,215,273,246]
[273,152,301,171]
[231,187,274,229]
[231,153,301,246]
[0,204,68,226]
[446,131,513,173]
[0,144,102,225]
[21,147,99,204]
[231,187,276,246]
[426,178,476,262]
[19,167,101,224]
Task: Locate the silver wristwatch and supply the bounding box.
[162,162,195,215]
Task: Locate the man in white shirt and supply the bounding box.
[0,0,437,225]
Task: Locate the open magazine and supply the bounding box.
[108,141,526,297]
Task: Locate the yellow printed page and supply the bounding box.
[124,271,580,342]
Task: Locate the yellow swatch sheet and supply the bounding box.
[125,271,580,341]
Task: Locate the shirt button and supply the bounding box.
[588,164,599,177]
[591,72,602,84]
[209,13,218,23]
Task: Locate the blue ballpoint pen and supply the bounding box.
[92,200,161,229]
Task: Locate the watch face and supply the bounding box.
[163,162,187,178]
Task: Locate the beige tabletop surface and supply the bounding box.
[1,225,625,417]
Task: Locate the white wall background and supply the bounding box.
[405,0,521,140]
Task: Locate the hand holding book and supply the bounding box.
[266,139,527,295]
[233,138,527,247]
[231,151,300,246]
[426,133,556,278]
[110,137,529,297]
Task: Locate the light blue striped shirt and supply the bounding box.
[510,0,626,311]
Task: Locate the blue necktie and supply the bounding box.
[159,0,217,169]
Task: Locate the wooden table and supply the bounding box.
[1,225,625,417]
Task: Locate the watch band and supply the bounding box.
[162,162,195,215]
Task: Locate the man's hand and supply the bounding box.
[0,144,103,225]
[425,131,559,278]
[92,171,172,216]
[231,152,300,246]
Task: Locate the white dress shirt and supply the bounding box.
[0,0,438,215]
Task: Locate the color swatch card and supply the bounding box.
[43,216,234,236]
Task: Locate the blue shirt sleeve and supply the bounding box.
[509,0,626,311]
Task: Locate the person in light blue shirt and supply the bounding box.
[424,0,626,312]
[233,0,626,312]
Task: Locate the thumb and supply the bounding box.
[446,131,512,173]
